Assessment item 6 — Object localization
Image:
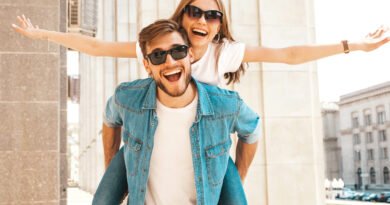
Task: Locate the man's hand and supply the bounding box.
[102,123,122,169]
[235,140,258,184]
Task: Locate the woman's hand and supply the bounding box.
[11,15,46,39]
[355,25,390,52]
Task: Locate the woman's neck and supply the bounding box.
[192,44,209,63]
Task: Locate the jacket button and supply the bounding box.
[151,122,155,126]
[146,146,150,150]
[141,189,144,193]
[143,168,147,172]
[195,153,197,158]
[192,128,194,132]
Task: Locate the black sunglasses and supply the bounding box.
[146,45,189,65]
[183,5,223,23]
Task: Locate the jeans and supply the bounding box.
[92,146,247,205]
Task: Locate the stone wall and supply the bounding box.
[0,0,67,204]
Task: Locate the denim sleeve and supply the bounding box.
[103,95,123,128]
[232,99,261,144]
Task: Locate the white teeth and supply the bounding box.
[192,29,207,35]
[164,70,181,76]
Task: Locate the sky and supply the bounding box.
[314,0,390,102]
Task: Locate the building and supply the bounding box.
[322,102,342,181]
[337,81,390,189]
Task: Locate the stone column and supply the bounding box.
[0,0,67,204]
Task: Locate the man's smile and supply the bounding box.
[162,69,182,82]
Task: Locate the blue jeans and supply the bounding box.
[92,146,247,205]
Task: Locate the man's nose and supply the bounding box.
[164,53,176,65]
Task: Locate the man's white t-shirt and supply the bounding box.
[136,39,246,86]
[144,94,198,205]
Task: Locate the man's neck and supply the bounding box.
[156,82,197,108]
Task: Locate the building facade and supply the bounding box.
[322,102,342,181]
[338,81,390,189]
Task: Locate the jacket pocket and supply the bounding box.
[122,129,142,176]
[205,139,231,186]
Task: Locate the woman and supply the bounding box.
[12,0,390,204]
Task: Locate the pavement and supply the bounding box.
[66,187,389,205]
[67,187,93,205]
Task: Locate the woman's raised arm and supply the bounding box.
[243,26,390,65]
[12,15,137,58]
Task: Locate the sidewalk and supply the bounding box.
[327,199,388,205]
[67,187,93,205]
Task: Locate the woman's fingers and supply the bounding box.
[17,16,27,28]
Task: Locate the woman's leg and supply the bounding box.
[218,157,248,205]
[92,146,128,205]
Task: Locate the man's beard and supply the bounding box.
[154,66,192,97]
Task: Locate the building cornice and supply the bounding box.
[338,81,390,106]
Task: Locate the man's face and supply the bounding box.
[143,31,194,97]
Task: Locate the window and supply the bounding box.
[378,111,386,124]
[384,167,390,184]
[354,150,361,161]
[381,147,388,159]
[368,149,374,161]
[353,134,361,144]
[364,114,372,126]
[366,132,373,143]
[379,130,387,142]
[370,167,376,184]
[352,117,359,128]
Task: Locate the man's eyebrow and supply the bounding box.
[150,44,186,53]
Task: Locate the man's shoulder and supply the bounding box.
[198,82,242,115]
[113,78,153,112]
[116,78,153,91]
[199,82,240,99]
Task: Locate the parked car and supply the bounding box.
[336,190,357,200]
[376,192,390,202]
[362,193,379,201]
[353,192,371,201]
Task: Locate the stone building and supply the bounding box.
[322,102,342,181]
[338,81,390,189]
[0,0,67,204]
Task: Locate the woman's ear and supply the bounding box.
[188,47,195,63]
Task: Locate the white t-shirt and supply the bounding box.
[136,39,245,86]
[145,94,198,205]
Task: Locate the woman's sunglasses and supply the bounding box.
[146,45,189,65]
[183,5,223,23]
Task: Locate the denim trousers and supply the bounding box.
[92,146,247,205]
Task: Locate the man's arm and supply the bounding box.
[102,123,122,169]
[232,98,262,183]
[235,140,258,183]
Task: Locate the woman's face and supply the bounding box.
[181,0,221,49]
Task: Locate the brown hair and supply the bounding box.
[138,19,190,57]
[170,0,246,85]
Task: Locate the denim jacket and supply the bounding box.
[104,78,261,205]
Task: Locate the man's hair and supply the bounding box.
[138,19,190,58]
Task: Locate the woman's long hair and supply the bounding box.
[170,0,246,85]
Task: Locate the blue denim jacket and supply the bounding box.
[104,78,261,205]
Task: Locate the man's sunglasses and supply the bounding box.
[146,45,189,65]
[183,5,223,23]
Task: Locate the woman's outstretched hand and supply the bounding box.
[357,25,390,52]
[11,15,46,39]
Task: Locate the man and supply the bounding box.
[99,19,261,205]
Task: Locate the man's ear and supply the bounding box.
[188,47,195,63]
[143,58,152,75]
